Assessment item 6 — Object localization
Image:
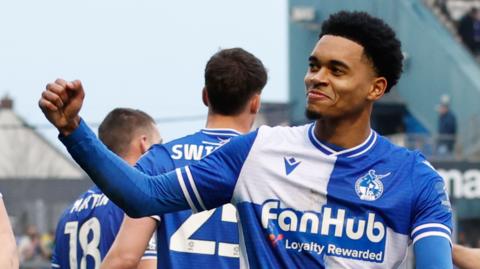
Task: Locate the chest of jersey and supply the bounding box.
[233,137,413,267]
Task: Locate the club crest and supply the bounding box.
[355,170,391,201]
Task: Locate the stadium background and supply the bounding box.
[1,0,480,268]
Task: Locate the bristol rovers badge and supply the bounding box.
[355,170,391,201]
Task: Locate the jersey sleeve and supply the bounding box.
[59,118,257,217]
[136,145,177,221]
[414,236,452,269]
[136,144,175,175]
[410,154,452,246]
[173,130,257,212]
[60,119,191,217]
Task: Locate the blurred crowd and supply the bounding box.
[16,225,53,269]
[433,0,480,57]
[457,7,480,56]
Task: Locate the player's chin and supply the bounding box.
[305,108,323,120]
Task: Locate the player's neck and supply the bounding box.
[121,154,139,166]
[205,112,253,134]
[313,111,372,149]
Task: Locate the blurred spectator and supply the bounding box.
[458,8,480,55]
[457,231,471,247]
[435,0,451,21]
[0,192,19,269]
[437,94,457,155]
[475,13,480,56]
[17,225,49,263]
[40,230,54,259]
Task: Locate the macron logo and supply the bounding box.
[284,157,301,175]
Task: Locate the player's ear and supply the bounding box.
[249,93,261,114]
[202,87,209,107]
[139,135,149,154]
[367,77,387,101]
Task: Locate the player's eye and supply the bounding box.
[331,67,344,76]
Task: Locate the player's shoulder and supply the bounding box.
[157,131,205,149]
[69,186,102,208]
[376,135,441,181]
[255,123,311,143]
[56,186,96,222]
[65,186,119,215]
[374,134,421,162]
[140,136,194,161]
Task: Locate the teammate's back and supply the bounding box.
[137,128,241,268]
[99,48,267,269]
[52,186,124,268]
[51,108,161,269]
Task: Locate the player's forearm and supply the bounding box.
[60,119,188,217]
[453,244,480,269]
[137,259,156,269]
[101,252,140,269]
[0,201,19,269]
[103,216,156,269]
[0,233,18,269]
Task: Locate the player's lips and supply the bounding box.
[306,90,331,101]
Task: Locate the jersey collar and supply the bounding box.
[308,123,377,158]
[200,128,242,137]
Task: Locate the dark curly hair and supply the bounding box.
[320,11,403,93]
[205,48,267,115]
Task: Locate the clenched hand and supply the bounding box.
[38,78,85,136]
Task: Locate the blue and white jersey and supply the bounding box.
[60,120,453,268]
[51,186,157,269]
[172,124,452,268]
[136,128,241,269]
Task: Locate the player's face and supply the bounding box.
[304,35,379,119]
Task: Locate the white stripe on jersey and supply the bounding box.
[176,168,198,212]
[348,132,378,158]
[201,130,241,136]
[412,231,452,245]
[185,166,207,211]
[411,223,451,236]
[150,215,161,221]
[141,256,158,260]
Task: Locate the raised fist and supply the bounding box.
[38,78,85,136]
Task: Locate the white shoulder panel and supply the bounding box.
[232,124,337,212]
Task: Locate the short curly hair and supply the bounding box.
[320,11,403,93]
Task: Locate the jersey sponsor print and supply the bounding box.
[174,124,452,268]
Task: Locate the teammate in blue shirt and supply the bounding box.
[102,48,267,269]
[51,108,161,269]
[40,11,453,268]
